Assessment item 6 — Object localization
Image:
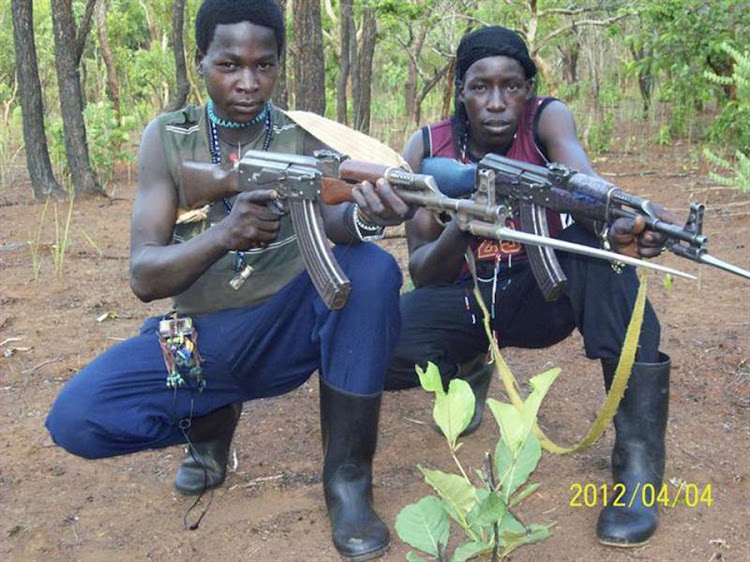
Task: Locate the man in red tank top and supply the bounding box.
[385,26,672,548]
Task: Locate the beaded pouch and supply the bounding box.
[157,313,205,391]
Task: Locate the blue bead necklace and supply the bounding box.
[206,102,274,286]
[206,98,269,129]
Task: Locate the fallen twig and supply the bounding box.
[601,170,657,178]
[22,358,59,375]
[242,473,285,488]
[0,337,22,346]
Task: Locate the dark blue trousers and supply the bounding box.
[385,224,661,389]
[46,243,402,459]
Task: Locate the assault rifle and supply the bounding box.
[179,150,699,310]
[421,155,750,300]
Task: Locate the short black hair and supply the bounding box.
[195,0,285,56]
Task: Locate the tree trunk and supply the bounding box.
[630,43,654,117]
[348,14,360,126]
[532,53,559,97]
[707,54,736,101]
[51,0,102,196]
[75,0,98,66]
[558,41,580,84]
[414,60,451,126]
[336,0,353,124]
[139,0,158,49]
[405,56,419,125]
[293,0,325,115]
[403,9,434,126]
[440,58,455,120]
[164,0,190,113]
[274,0,289,109]
[96,0,121,121]
[354,5,376,133]
[11,0,65,199]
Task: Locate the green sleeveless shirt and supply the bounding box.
[156,104,307,315]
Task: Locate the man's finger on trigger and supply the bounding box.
[244,189,278,203]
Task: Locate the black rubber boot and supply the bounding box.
[320,379,390,561]
[174,402,243,496]
[596,353,670,547]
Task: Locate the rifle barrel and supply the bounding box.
[698,253,750,280]
[466,222,697,280]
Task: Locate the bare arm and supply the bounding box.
[538,100,673,258]
[129,119,279,301]
[402,130,473,287]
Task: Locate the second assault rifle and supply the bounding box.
[420,155,750,300]
[180,150,711,310]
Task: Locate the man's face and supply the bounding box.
[196,22,278,124]
[459,55,532,156]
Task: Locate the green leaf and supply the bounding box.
[406,552,432,562]
[495,434,541,500]
[395,496,449,557]
[420,467,478,522]
[663,273,673,293]
[500,523,553,555]
[451,540,493,562]
[434,378,475,448]
[509,482,541,507]
[523,523,553,545]
[489,368,559,454]
[497,512,526,550]
[469,491,507,527]
[518,368,561,444]
[417,362,445,395]
[440,496,462,526]
[487,400,524,452]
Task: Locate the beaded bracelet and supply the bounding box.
[598,222,625,274]
[351,203,385,241]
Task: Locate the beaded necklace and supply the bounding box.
[206,101,274,286]
[207,99,270,129]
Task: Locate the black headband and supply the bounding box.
[456,26,537,83]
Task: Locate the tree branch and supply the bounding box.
[535,14,629,54]
[538,6,608,17]
[419,59,452,98]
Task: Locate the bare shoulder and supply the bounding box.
[402,129,425,173]
[136,118,171,190]
[537,99,578,141]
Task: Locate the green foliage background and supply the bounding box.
[1,0,748,189]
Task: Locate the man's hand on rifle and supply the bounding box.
[219,190,281,250]
[350,178,415,227]
[609,204,677,259]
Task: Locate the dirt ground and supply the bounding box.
[1,139,748,562]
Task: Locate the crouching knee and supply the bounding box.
[46,387,108,460]
[334,243,403,295]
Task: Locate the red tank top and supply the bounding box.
[425,97,564,278]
